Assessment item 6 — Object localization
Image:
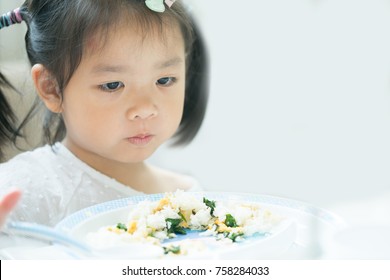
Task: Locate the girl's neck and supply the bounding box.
[62,139,150,191]
[95,160,153,192]
[61,140,193,194]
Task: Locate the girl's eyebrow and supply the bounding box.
[91,57,183,74]
[155,57,183,69]
[91,64,129,74]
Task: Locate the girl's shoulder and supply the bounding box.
[0,145,53,172]
[0,143,74,188]
[1,143,66,169]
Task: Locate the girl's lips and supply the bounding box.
[127,134,154,146]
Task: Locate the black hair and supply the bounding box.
[0,0,209,160]
[0,73,19,160]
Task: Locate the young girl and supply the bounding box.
[0,0,208,227]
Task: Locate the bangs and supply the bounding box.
[53,0,193,90]
[85,7,186,58]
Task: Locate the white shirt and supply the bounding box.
[0,143,201,226]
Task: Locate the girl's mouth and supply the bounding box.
[127,134,154,146]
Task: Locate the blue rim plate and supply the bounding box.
[55,192,345,259]
[56,192,344,233]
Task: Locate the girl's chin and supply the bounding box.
[111,150,156,163]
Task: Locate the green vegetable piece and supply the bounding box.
[163,245,181,255]
[203,197,216,216]
[228,232,244,242]
[166,218,187,235]
[178,211,187,222]
[174,227,187,235]
[116,223,127,231]
[225,214,238,228]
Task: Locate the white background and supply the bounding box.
[1,0,390,223]
[150,0,390,216]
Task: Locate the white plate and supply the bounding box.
[56,192,344,259]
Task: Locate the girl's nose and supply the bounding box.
[126,97,158,121]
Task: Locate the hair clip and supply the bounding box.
[164,0,177,8]
[0,8,23,30]
[145,0,177,13]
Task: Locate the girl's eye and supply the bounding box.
[99,81,124,92]
[156,77,176,87]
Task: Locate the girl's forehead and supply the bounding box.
[84,20,185,58]
[80,22,186,71]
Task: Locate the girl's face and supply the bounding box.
[60,22,186,166]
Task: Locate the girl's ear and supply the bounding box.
[31,64,62,113]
